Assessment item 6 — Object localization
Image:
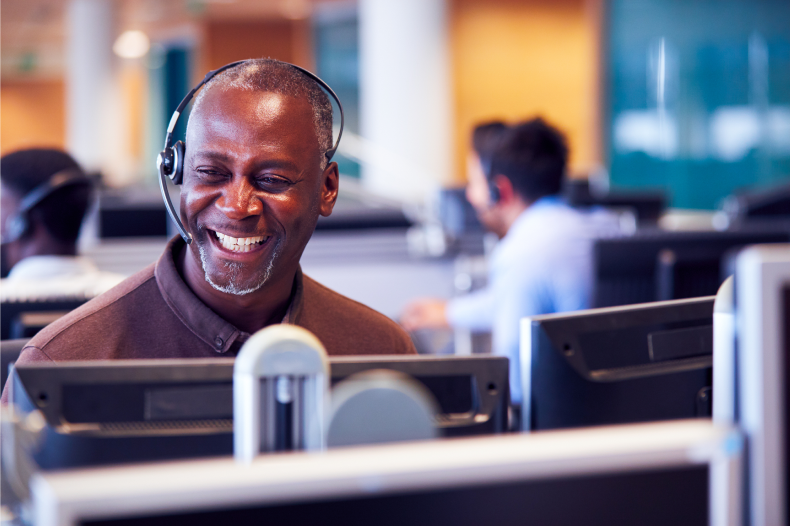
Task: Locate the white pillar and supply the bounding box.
[358,0,452,204]
[66,0,131,185]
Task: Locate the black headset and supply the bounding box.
[156,60,345,245]
[2,169,92,244]
[480,156,500,204]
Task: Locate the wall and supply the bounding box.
[607,0,790,209]
[201,19,313,73]
[0,79,66,154]
[450,0,602,181]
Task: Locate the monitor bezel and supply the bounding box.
[735,244,790,526]
[30,419,740,526]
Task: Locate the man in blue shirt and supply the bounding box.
[402,119,619,410]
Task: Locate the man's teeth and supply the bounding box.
[214,232,268,252]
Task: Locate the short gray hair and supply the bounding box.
[190,58,333,168]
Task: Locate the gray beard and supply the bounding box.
[198,239,281,296]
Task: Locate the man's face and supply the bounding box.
[465,152,500,233]
[180,87,337,296]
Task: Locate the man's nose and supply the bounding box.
[215,178,263,219]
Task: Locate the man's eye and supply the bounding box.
[257,176,292,190]
[196,168,226,180]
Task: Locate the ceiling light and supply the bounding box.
[113,30,150,59]
[281,0,311,20]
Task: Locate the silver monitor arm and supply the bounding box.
[233,325,329,463]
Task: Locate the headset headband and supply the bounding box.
[18,169,89,211]
[2,168,92,244]
[157,60,345,245]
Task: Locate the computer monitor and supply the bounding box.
[563,179,667,226]
[735,244,790,526]
[592,228,790,307]
[721,181,790,228]
[9,355,508,469]
[1,297,89,340]
[98,188,169,238]
[29,419,741,526]
[313,178,412,231]
[520,296,714,432]
[436,187,485,237]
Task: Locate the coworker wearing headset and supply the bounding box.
[401,122,506,337]
[401,119,619,410]
[3,59,414,390]
[0,148,124,300]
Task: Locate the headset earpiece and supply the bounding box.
[488,179,501,204]
[480,156,500,205]
[156,140,185,185]
[3,214,29,244]
[157,149,174,178]
[171,141,185,185]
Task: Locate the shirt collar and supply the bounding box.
[526,194,564,211]
[506,195,566,238]
[154,237,302,355]
[7,255,98,280]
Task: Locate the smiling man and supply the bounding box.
[3,59,415,383]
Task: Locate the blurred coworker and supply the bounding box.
[434,121,508,332]
[0,149,124,300]
[401,119,619,408]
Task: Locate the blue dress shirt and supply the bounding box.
[446,197,620,404]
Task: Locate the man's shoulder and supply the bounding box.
[25,264,160,359]
[504,202,610,255]
[525,201,619,236]
[298,274,416,356]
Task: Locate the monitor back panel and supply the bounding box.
[12,355,508,469]
[526,297,714,431]
[592,229,790,307]
[1,298,89,340]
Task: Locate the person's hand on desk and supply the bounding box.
[400,299,450,331]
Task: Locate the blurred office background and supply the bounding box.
[2,0,789,346]
[4,0,789,202]
[1,0,609,196]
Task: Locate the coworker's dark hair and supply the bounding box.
[191,58,333,169]
[489,118,568,203]
[471,121,508,179]
[0,148,92,243]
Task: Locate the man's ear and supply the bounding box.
[319,162,340,217]
[491,174,516,205]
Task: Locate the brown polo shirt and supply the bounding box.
[3,237,416,400]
